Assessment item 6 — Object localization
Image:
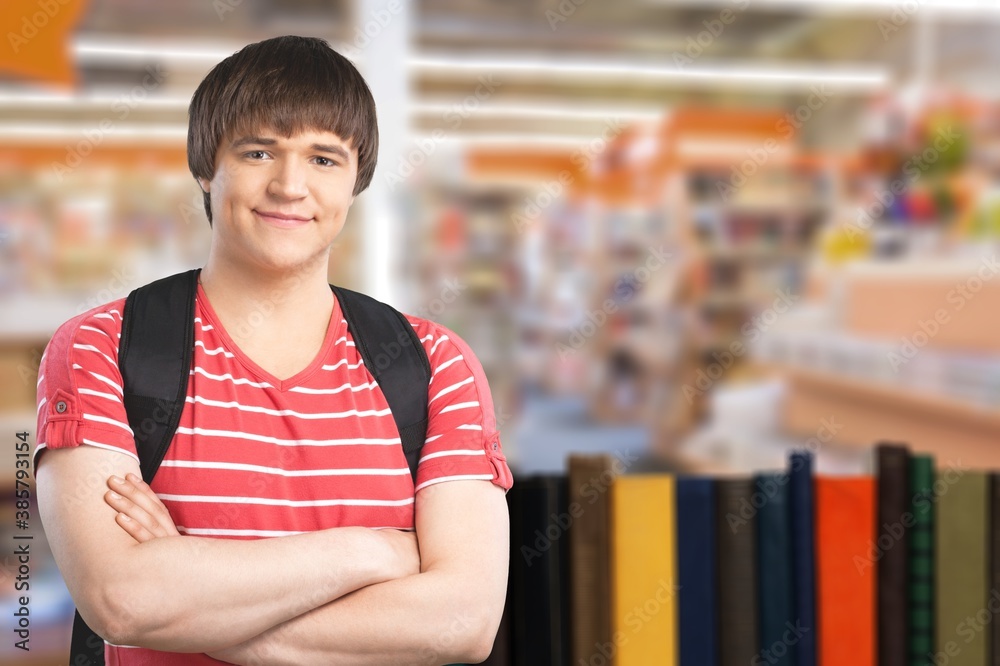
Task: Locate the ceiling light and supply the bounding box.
[412,54,886,90]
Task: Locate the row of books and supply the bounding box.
[472,444,1000,666]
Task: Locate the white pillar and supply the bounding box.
[355,0,411,307]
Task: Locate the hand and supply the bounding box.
[104,473,181,543]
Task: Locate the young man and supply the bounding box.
[34,35,513,665]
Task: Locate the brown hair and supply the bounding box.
[187,35,378,225]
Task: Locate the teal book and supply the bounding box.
[755,471,795,666]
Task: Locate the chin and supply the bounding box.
[255,248,327,275]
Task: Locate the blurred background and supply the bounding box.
[3,0,1000,662]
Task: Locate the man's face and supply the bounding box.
[199,126,359,276]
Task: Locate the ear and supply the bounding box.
[198,177,210,193]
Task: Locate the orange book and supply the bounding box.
[815,477,877,666]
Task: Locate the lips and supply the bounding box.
[254,210,313,227]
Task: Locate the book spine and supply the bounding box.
[935,471,989,666]
[756,471,795,666]
[992,473,1000,666]
[676,477,717,666]
[815,477,876,666]
[877,443,911,666]
[789,451,817,666]
[717,477,760,666]
[509,476,571,666]
[908,455,935,666]
[568,455,614,666]
[610,474,678,665]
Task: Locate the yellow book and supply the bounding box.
[609,473,678,666]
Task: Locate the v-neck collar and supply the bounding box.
[194,278,342,392]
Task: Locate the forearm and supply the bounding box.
[220,570,495,666]
[103,526,389,653]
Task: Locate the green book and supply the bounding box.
[935,470,989,666]
[908,454,934,666]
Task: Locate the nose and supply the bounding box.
[267,158,308,200]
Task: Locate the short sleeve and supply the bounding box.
[33,300,139,474]
[411,318,513,495]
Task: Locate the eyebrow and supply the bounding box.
[230,136,351,162]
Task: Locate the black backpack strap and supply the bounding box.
[331,285,431,483]
[69,607,105,666]
[118,268,200,483]
[69,269,197,666]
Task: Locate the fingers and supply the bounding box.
[104,488,166,541]
[113,510,157,543]
[104,473,181,538]
[111,473,165,513]
[105,489,158,542]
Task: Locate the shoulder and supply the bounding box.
[402,312,482,372]
[42,298,128,371]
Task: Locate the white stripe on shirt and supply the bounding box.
[287,381,378,395]
[183,395,391,419]
[159,493,414,508]
[429,335,450,355]
[439,401,479,414]
[73,343,117,366]
[80,325,111,338]
[321,359,366,371]
[159,459,411,477]
[429,377,474,405]
[419,449,486,464]
[189,366,275,388]
[195,341,235,358]
[80,439,141,464]
[74,365,123,396]
[79,387,122,403]
[431,355,463,377]
[83,413,133,434]
[414,474,493,493]
[174,426,401,447]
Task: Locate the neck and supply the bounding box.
[198,253,334,343]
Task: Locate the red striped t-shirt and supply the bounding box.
[34,281,513,664]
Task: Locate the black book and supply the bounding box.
[717,477,760,666]
[509,474,571,666]
[876,443,911,666]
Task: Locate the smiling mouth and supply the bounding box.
[253,210,314,226]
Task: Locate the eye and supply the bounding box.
[244,150,269,160]
[314,156,340,167]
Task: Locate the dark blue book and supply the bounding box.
[789,451,817,666]
[676,477,717,666]
[756,471,796,666]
